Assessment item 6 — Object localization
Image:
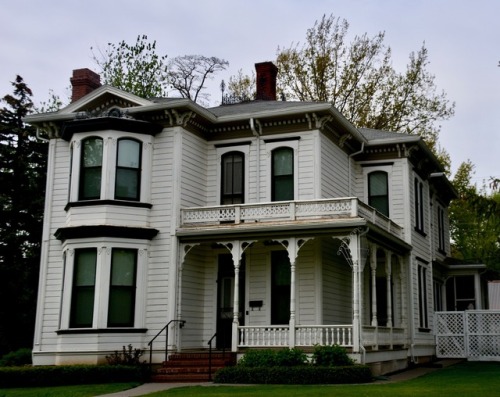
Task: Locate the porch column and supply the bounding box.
[385,250,393,328]
[275,237,311,348]
[220,240,254,352]
[177,244,198,352]
[370,245,378,327]
[399,256,407,330]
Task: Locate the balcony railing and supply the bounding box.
[180,198,403,239]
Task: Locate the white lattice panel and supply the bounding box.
[435,311,500,361]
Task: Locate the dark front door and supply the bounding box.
[216,254,245,349]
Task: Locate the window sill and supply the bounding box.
[418,327,432,333]
[414,227,427,237]
[65,199,152,211]
[56,328,148,335]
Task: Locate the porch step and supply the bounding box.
[151,352,236,383]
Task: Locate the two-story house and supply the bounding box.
[25,63,485,374]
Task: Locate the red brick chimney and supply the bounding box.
[70,68,101,102]
[255,62,278,101]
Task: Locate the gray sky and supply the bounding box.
[1,0,498,185]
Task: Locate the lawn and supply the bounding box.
[0,382,140,397]
[0,362,498,397]
[149,361,500,397]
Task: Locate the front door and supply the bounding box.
[216,254,245,349]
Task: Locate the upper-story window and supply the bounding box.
[115,139,142,201]
[437,206,446,253]
[221,151,244,204]
[272,147,294,201]
[79,138,103,200]
[368,171,389,217]
[70,132,153,206]
[415,177,425,233]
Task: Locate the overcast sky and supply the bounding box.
[1,0,498,185]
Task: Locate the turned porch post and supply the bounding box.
[370,245,378,327]
[385,250,393,328]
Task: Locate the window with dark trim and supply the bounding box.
[272,147,294,201]
[79,137,103,200]
[368,171,389,217]
[70,248,97,328]
[221,151,244,204]
[108,248,137,327]
[414,178,425,233]
[418,264,429,329]
[437,206,446,253]
[115,139,141,201]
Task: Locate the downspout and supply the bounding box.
[348,143,365,196]
[250,118,261,199]
[36,128,50,142]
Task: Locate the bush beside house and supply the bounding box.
[214,346,372,384]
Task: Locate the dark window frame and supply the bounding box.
[221,151,244,205]
[79,137,103,200]
[271,147,294,202]
[70,248,97,328]
[114,138,142,201]
[368,170,389,217]
[107,248,138,327]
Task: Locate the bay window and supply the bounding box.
[115,139,141,201]
[79,138,103,200]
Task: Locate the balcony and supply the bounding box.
[179,198,403,239]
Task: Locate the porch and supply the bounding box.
[174,198,410,363]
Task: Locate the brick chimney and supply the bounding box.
[70,68,101,102]
[255,62,278,101]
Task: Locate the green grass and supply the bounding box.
[0,362,499,397]
[148,361,500,397]
[0,382,140,397]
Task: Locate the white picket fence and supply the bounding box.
[435,311,500,361]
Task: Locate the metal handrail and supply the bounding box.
[147,319,186,372]
[207,333,218,381]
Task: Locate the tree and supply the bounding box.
[92,35,169,98]
[450,160,500,272]
[229,14,454,171]
[168,55,229,105]
[0,76,47,354]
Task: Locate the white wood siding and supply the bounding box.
[321,238,353,324]
[320,134,350,198]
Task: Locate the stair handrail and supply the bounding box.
[207,332,217,381]
[148,319,186,372]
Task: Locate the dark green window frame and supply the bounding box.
[79,137,103,200]
[70,248,97,328]
[115,138,141,201]
[107,248,137,327]
[271,147,294,201]
[368,171,389,217]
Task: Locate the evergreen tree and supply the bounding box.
[0,76,47,354]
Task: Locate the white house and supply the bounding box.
[25,63,486,374]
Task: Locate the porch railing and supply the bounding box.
[362,326,406,348]
[238,325,353,348]
[180,198,403,239]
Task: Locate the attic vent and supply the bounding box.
[107,108,122,118]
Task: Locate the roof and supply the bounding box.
[359,127,420,144]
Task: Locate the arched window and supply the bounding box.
[368,171,389,217]
[79,137,103,200]
[221,151,244,204]
[272,147,294,201]
[115,139,141,200]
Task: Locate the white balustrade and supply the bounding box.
[180,198,403,238]
[238,325,353,348]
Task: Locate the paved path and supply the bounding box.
[96,359,464,396]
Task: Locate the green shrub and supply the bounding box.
[0,365,147,388]
[238,348,307,367]
[0,348,32,366]
[214,365,372,384]
[312,345,354,366]
[105,344,146,366]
